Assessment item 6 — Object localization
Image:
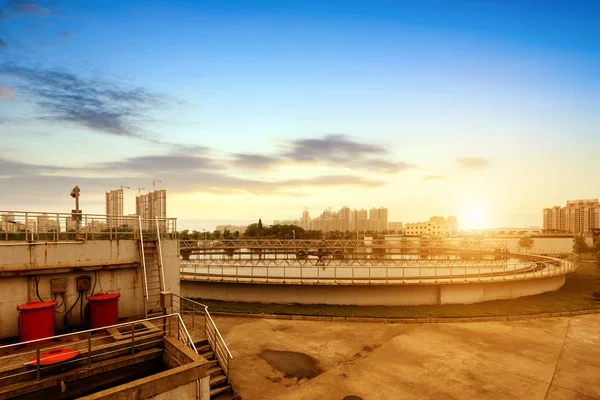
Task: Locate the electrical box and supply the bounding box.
[76,276,91,291]
[51,278,68,294]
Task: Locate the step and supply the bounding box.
[210,385,231,398]
[196,344,211,353]
[200,351,215,360]
[208,366,223,377]
[193,338,208,347]
[210,374,227,387]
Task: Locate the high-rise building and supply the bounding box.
[136,189,167,231]
[543,199,599,234]
[446,216,458,234]
[106,189,124,228]
[338,206,350,232]
[378,207,388,231]
[349,209,358,231]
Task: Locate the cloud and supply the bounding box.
[0,85,14,100]
[424,175,446,180]
[456,157,488,169]
[8,1,54,15]
[58,31,72,40]
[279,134,414,173]
[0,39,6,49]
[231,154,279,169]
[284,134,385,162]
[282,175,384,188]
[0,64,170,138]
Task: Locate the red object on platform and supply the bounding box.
[28,348,79,366]
[16,301,57,343]
[88,293,120,329]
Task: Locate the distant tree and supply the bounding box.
[258,219,263,232]
[573,235,589,254]
[212,230,221,239]
[518,236,534,249]
[234,230,240,239]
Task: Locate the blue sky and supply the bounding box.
[1,0,599,230]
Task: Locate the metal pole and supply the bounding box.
[88,331,92,366]
[36,342,41,380]
[192,301,195,328]
[131,322,135,355]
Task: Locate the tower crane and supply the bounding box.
[152,180,162,191]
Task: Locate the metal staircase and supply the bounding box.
[139,217,166,318]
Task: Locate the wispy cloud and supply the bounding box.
[424,175,446,180]
[456,157,488,170]
[0,39,6,50]
[231,154,279,169]
[0,85,14,100]
[0,64,171,139]
[58,31,72,40]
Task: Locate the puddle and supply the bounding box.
[259,349,322,379]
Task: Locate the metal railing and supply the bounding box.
[156,217,166,292]
[0,211,177,242]
[179,239,578,285]
[0,313,190,385]
[171,294,233,379]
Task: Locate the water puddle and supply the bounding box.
[259,349,322,379]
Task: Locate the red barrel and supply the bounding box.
[17,301,57,343]
[88,293,120,329]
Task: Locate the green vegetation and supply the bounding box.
[518,235,534,248]
[192,253,600,318]
[573,235,590,254]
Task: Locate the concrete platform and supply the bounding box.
[214,314,600,400]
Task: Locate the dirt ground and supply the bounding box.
[214,314,600,400]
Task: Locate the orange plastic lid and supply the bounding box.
[28,348,79,366]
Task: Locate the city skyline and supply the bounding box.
[2,1,600,231]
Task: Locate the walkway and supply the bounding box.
[213,314,600,400]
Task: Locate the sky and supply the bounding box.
[1,0,599,231]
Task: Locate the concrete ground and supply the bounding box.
[213,314,600,400]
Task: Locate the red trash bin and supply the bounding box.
[17,301,57,343]
[88,293,120,329]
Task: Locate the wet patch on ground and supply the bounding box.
[343,396,364,400]
[259,349,322,379]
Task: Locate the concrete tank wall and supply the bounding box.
[182,274,566,306]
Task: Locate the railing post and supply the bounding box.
[131,322,135,355]
[88,331,92,366]
[192,301,195,328]
[36,341,41,380]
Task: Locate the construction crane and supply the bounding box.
[104,184,131,192]
[152,180,161,191]
[137,187,146,196]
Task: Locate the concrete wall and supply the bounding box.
[0,239,180,339]
[0,269,145,338]
[162,240,180,297]
[0,240,139,272]
[182,274,567,306]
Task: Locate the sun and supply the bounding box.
[460,206,488,230]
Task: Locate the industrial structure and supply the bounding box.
[543,199,600,234]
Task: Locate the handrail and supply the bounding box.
[175,313,198,354]
[139,216,149,301]
[0,313,180,350]
[156,217,166,291]
[171,294,233,376]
